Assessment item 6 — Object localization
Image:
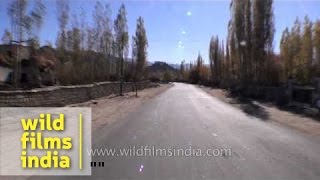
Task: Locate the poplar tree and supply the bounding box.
[29,0,46,48]
[280,28,294,79]
[252,0,275,85]
[56,0,69,53]
[93,0,104,52]
[298,16,313,84]
[313,20,320,76]
[114,4,129,95]
[132,17,148,96]
[7,0,29,43]
[209,36,220,84]
[291,18,302,81]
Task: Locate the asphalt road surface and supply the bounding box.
[31,83,320,180]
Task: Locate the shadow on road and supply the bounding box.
[199,85,319,122]
[228,96,270,121]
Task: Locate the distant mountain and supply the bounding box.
[147,61,178,73]
[146,61,153,66]
[169,63,180,70]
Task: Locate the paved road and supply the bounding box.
[33,83,320,180]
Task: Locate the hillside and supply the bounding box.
[147,61,178,72]
[146,61,178,82]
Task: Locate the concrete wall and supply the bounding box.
[0,81,156,107]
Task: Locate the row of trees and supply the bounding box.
[180,0,320,88]
[214,0,276,87]
[3,0,46,47]
[280,17,320,84]
[180,0,276,87]
[53,1,148,88]
[2,0,148,89]
[179,53,210,85]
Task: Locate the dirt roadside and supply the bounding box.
[199,86,320,136]
[69,84,173,130]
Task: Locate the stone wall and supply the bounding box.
[0,81,156,107]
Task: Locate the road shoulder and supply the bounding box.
[199,85,320,137]
[70,83,173,130]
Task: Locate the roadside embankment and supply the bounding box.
[0,81,157,107]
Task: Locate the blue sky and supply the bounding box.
[1,0,320,64]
